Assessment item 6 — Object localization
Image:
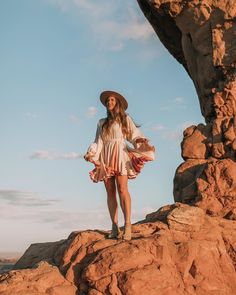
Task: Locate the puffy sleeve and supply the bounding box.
[86,119,103,162]
[126,115,147,146]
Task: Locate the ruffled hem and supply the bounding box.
[89,151,152,183]
[89,169,137,183]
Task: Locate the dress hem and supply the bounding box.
[89,151,153,183]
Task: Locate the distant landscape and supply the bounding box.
[0,252,22,274]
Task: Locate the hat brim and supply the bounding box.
[100,90,128,110]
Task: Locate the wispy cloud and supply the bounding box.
[30,150,83,160]
[69,114,80,123]
[86,106,97,118]
[173,96,185,104]
[150,124,165,132]
[164,121,200,142]
[149,121,197,143]
[162,129,182,142]
[1,195,157,230]
[25,112,37,120]
[0,189,60,207]
[46,0,155,51]
[159,96,187,111]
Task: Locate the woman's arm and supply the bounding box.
[126,115,147,145]
[84,120,103,165]
[126,115,155,152]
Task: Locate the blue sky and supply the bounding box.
[0,0,204,252]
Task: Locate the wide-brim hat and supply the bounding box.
[100,90,128,110]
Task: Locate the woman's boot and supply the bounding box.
[107,222,121,239]
[122,222,132,241]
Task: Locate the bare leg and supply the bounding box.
[104,176,118,224]
[115,175,131,224]
[116,175,132,240]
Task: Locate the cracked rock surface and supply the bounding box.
[137,0,236,216]
[1,203,235,294]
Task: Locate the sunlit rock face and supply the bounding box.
[137,0,236,216]
[1,204,236,294]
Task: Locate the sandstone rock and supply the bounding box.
[167,204,205,232]
[174,158,236,216]
[224,208,236,220]
[145,203,175,222]
[196,158,236,216]
[15,240,65,270]
[0,261,77,295]
[137,0,236,215]
[181,124,210,160]
[174,159,207,203]
[181,124,209,160]
[2,204,235,294]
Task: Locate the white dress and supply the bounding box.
[86,114,155,182]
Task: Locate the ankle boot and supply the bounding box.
[107,223,121,239]
[122,222,132,241]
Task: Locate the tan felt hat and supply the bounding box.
[100,90,128,110]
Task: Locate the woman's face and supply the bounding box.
[106,96,117,111]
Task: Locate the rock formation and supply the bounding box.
[137,0,236,217]
[0,203,236,294]
[0,260,77,295]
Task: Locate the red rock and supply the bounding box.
[137,0,236,216]
[0,261,77,295]
[1,204,235,294]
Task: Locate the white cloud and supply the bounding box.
[69,114,80,123]
[25,112,37,119]
[151,124,165,131]
[159,96,187,111]
[181,121,196,129]
[1,198,157,230]
[0,189,60,207]
[174,96,184,104]
[30,150,83,160]
[162,121,199,143]
[149,121,197,143]
[61,152,82,159]
[30,150,55,160]
[86,106,97,118]
[45,0,155,51]
[162,129,182,142]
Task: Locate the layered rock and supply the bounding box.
[137,0,236,216]
[0,204,236,294]
[0,261,77,295]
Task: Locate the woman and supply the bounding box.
[84,90,155,241]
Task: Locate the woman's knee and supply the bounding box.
[117,184,128,196]
[116,176,129,196]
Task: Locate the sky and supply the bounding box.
[0,0,204,253]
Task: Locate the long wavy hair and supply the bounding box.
[101,97,140,139]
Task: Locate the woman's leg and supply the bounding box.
[115,175,131,224]
[104,176,118,224]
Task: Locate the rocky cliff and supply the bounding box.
[0,203,236,294]
[137,0,236,217]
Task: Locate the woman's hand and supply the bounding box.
[84,152,94,162]
[135,138,155,152]
[135,137,148,144]
[84,152,101,167]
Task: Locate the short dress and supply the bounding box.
[86,114,155,182]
